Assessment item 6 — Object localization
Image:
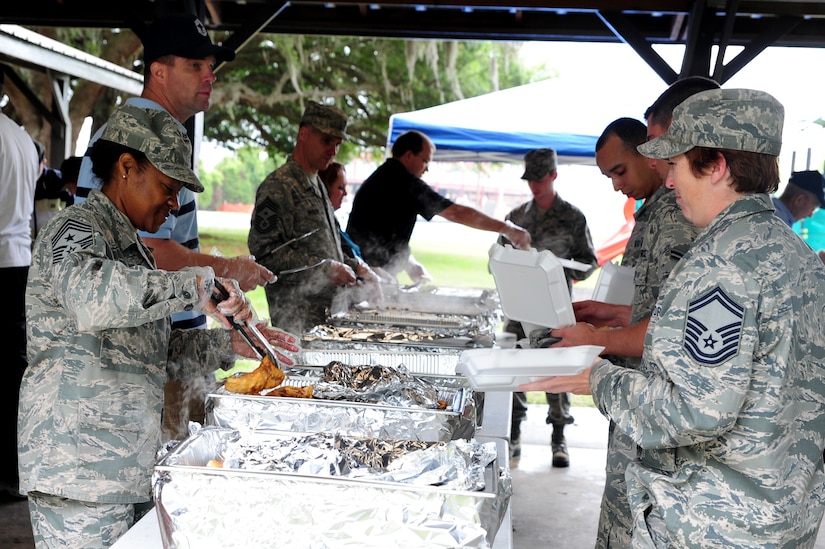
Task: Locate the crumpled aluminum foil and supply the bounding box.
[154,427,512,548]
[220,431,481,485]
[310,361,443,408]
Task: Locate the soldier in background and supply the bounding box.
[527,88,825,547]
[502,148,598,468]
[19,104,299,547]
[771,169,825,227]
[248,101,381,334]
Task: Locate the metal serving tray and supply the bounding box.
[153,428,511,549]
[299,347,463,376]
[206,367,479,441]
[376,285,500,316]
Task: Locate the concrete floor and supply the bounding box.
[4,405,825,548]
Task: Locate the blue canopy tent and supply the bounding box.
[387,78,653,165]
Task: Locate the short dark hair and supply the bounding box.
[596,117,648,153]
[644,76,720,127]
[685,147,779,195]
[391,130,433,158]
[89,139,151,186]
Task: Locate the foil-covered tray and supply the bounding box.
[376,285,500,316]
[295,350,484,423]
[206,366,479,441]
[153,427,511,549]
[304,323,495,348]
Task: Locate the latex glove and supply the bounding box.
[220,255,277,292]
[326,259,357,286]
[501,220,532,250]
[230,319,302,365]
[194,271,253,329]
[353,259,381,285]
[352,261,384,303]
[405,255,432,285]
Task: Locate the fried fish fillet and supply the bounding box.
[264,384,314,399]
[224,355,285,395]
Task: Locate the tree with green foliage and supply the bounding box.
[198,145,283,208]
[207,36,534,162]
[12,27,538,165]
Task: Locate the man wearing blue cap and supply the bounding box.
[771,169,825,226]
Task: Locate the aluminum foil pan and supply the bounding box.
[376,285,500,316]
[304,323,495,349]
[206,365,478,441]
[153,427,511,549]
[300,340,467,366]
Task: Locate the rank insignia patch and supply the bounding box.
[684,286,744,366]
[51,219,95,264]
[253,197,279,233]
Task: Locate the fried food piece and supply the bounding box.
[224,355,285,395]
[206,459,224,468]
[264,384,314,399]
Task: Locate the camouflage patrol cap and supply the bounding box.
[101,104,203,192]
[638,88,784,159]
[300,101,350,139]
[521,148,557,180]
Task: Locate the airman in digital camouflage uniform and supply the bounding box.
[552,77,719,549]
[525,88,825,547]
[248,101,380,334]
[19,104,299,547]
[501,148,599,467]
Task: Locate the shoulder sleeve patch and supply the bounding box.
[50,219,95,265]
[253,197,279,233]
[684,286,744,366]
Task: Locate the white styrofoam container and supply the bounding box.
[455,346,604,391]
[487,244,574,330]
[591,261,635,305]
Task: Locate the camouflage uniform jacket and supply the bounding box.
[19,190,235,504]
[596,185,699,549]
[500,193,598,294]
[248,157,357,333]
[591,193,825,548]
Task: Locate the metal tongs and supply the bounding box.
[211,279,280,365]
[255,228,320,262]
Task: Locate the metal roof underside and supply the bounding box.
[2,0,825,86]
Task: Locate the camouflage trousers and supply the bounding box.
[27,492,152,548]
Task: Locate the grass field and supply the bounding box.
[199,222,596,407]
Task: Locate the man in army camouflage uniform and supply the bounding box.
[19,104,300,547]
[248,101,380,334]
[501,148,598,467]
[526,88,825,547]
[552,77,718,549]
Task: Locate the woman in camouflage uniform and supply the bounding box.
[18,104,299,548]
